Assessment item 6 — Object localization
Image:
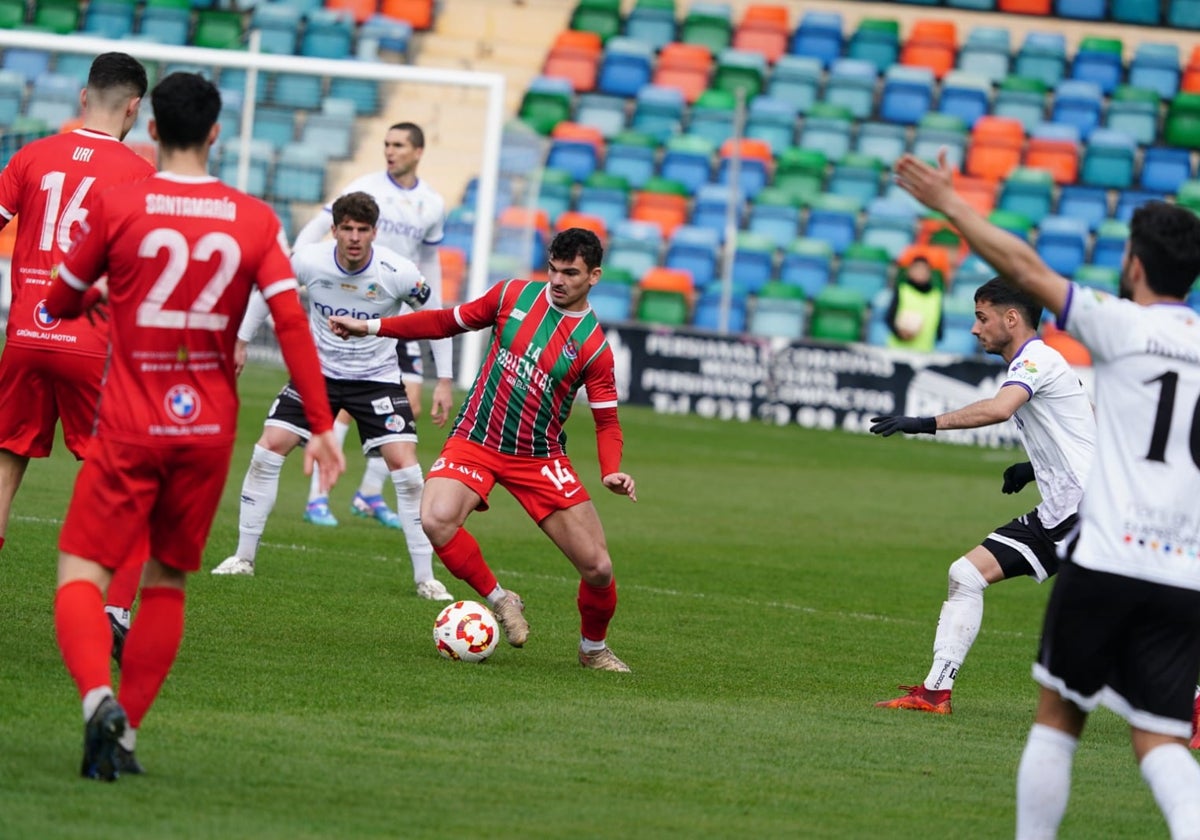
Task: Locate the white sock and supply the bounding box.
[580,637,606,653]
[104,606,131,629]
[391,465,434,584]
[308,419,350,502]
[82,686,114,722]
[1016,723,1078,840]
[119,727,137,752]
[925,557,989,692]
[236,445,286,562]
[1141,743,1200,840]
[485,584,506,607]
[359,455,389,498]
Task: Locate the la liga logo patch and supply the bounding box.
[164,384,200,424]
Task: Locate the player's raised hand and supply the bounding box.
[430,378,454,427]
[869,415,937,436]
[1002,461,1036,494]
[602,472,637,502]
[329,315,369,339]
[304,429,346,494]
[894,148,956,214]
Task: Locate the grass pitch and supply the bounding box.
[0,362,1170,838]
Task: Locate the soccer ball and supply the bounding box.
[433,600,499,662]
[896,310,924,337]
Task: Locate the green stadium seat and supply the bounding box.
[1165,93,1200,150]
[681,2,732,55]
[1073,264,1119,293]
[712,49,767,102]
[0,0,24,28]
[847,17,899,74]
[636,288,690,326]
[992,75,1047,134]
[773,147,828,207]
[518,77,573,136]
[1178,180,1200,214]
[998,167,1055,226]
[1105,86,1160,147]
[809,286,866,343]
[988,208,1034,240]
[33,0,79,33]
[194,8,244,50]
[570,0,621,44]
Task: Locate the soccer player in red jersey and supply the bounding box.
[45,72,344,781]
[0,53,155,652]
[331,228,637,671]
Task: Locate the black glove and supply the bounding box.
[869,415,937,437]
[1002,461,1036,494]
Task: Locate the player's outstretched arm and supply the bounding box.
[304,429,345,495]
[872,386,1029,437]
[430,378,454,427]
[602,472,637,502]
[329,315,369,338]
[894,150,1069,316]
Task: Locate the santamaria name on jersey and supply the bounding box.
[496,344,550,393]
[145,194,237,221]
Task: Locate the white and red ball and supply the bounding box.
[433,600,499,662]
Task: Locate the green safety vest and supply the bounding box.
[886,283,943,352]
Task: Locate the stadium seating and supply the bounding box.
[543,29,601,92]
[1036,215,1089,275]
[797,103,853,161]
[248,4,299,54]
[604,131,657,188]
[730,231,776,293]
[665,225,720,288]
[681,2,733,55]
[835,244,890,298]
[632,85,686,142]
[518,76,573,135]
[717,138,773,198]
[1080,129,1137,189]
[809,286,866,343]
[966,116,1024,181]
[803,193,860,255]
[1057,185,1109,230]
[747,188,800,250]
[598,37,654,98]
[938,71,992,128]
[571,0,621,44]
[1129,43,1181,100]
[745,96,798,155]
[660,133,714,193]
[578,172,632,230]
[712,49,766,101]
[1070,36,1123,95]
[688,89,737,148]
[748,284,806,339]
[652,42,712,104]
[825,59,878,120]
[1165,93,1200,149]
[900,19,957,79]
[1140,147,1194,194]
[1105,86,1160,146]
[790,10,844,69]
[626,0,677,52]
[1092,219,1130,268]
[693,285,749,333]
[546,122,604,182]
[575,93,627,139]
[780,237,834,297]
[848,17,900,73]
[881,65,936,125]
[957,26,1010,84]
[1015,32,1067,88]
[84,0,136,38]
[766,55,821,113]
[733,4,790,64]
[999,167,1055,224]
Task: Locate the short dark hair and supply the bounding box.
[331,191,380,228]
[549,228,604,271]
[975,277,1043,328]
[388,122,424,148]
[1129,201,1200,299]
[150,72,221,150]
[88,52,148,97]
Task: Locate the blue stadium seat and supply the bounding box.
[1140,147,1194,194]
[847,19,899,73]
[693,287,748,332]
[691,184,741,240]
[828,154,883,204]
[301,10,354,59]
[359,14,413,54]
[912,113,968,170]
[218,138,272,197]
[861,197,916,259]
[631,85,685,143]
[84,1,135,38]
[604,134,656,189]
[660,134,714,193]
[546,134,600,183]
[1112,0,1160,24]
[441,208,476,259]
[272,144,327,203]
[531,168,572,221]
[824,59,877,120]
[938,70,991,128]
[688,90,736,148]
[0,70,22,128]
[1014,32,1067,88]
[804,194,860,255]
[999,167,1055,226]
[994,80,1046,133]
[1051,80,1103,140]
[1168,0,1200,29]
[2,48,50,84]
[301,112,354,159]
[1115,189,1165,223]
[880,65,935,126]
[798,105,853,161]
[855,121,907,166]
[598,37,655,98]
[607,219,663,281]
[956,26,1010,84]
[1056,0,1107,21]
[575,93,627,139]
[1070,39,1123,95]
[1092,219,1130,268]
[329,77,379,115]
[271,72,323,110]
[745,96,797,155]
[780,237,834,297]
[717,144,770,199]
[749,296,806,339]
[731,232,776,293]
[665,224,721,288]
[747,191,800,250]
[1056,185,1109,231]
[625,4,676,52]
[1036,215,1089,276]
[139,2,190,44]
[835,247,890,298]
[251,2,302,54]
[251,107,295,150]
[589,282,634,323]
[1129,43,1181,101]
[577,176,631,230]
[767,54,822,114]
[1104,90,1160,147]
[1081,129,1137,189]
[790,10,844,69]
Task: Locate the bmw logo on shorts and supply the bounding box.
[35,300,60,330]
[164,385,200,424]
[385,414,406,433]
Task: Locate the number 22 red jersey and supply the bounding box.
[58,173,299,448]
[0,128,155,357]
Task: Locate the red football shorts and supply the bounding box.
[0,344,104,459]
[59,437,234,573]
[428,437,592,523]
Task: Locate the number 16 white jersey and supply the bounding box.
[1061,284,1200,592]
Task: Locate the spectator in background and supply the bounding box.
[886,256,944,352]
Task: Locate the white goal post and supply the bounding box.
[0,27,505,386]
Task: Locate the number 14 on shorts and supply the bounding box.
[541,460,581,497]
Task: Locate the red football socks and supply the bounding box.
[578,578,617,642]
[434,528,498,597]
[106,560,144,612]
[117,586,184,730]
[54,579,113,699]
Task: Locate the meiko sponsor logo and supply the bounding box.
[311,302,384,319]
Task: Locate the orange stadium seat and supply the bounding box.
[1184,46,1200,93]
[543,31,602,92]
[498,205,551,235]
[438,246,466,304]
[1041,322,1091,365]
[640,266,695,293]
[966,116,1025,181]
[1023,138,1079,185]
[900,19,957,79]
[550,121,605,156]
[733,4,790,64]
[325,0,377,25]
[630,191,689,237]
[379,0,432,30]
[953,172,999,215]
[653,42,714,103]
[997,0,1052,13]
[554,210,608,242]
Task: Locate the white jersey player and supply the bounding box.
[291,122,453,535]
[216,192,453,601]
[870,277,1095,715]
[895,149,1200,839]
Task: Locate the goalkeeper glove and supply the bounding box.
[1002,461,1036,494]
[869,415,937,437]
